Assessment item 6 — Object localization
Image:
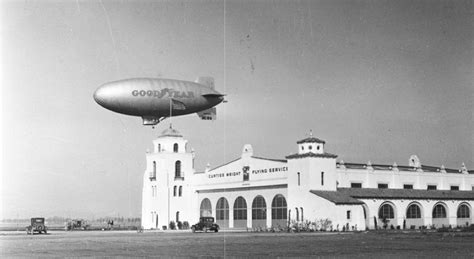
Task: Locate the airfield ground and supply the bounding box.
[1,230,473,257]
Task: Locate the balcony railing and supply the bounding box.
[149,172,156,181]
[174,175,184,181]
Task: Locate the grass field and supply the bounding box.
[1,230,473,257]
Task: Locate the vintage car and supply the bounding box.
[26,217,47,235]
[191,217,220,233]
[65,219,90,231]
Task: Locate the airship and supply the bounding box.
[93,77,225,126]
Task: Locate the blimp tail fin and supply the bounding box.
[197,107,216,121]
[196,77,215,89]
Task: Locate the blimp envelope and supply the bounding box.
[94,77,225,125]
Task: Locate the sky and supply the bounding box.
[1,0,472,219]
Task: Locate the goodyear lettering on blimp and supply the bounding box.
[131,88,195,98]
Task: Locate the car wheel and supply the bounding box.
[215,229,218,233]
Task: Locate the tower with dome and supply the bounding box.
[141,126,197,229]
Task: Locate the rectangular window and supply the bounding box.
[403,184,413,189]
[347,210,351,220]
[351,182,362,188]
[378,183,388,189]
[427,185,437,190]
[450,185,459,191]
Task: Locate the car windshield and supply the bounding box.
[34,219,44,223]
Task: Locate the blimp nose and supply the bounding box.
[93,84,116,108]
[93,86,106,107]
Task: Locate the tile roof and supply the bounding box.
[296,137,326,144]
[337,188,474,200]
[286,152,338,159]
[310,190,364,205]
[158,126,183,138]
[337,162,472,174]
[251,156,287,163]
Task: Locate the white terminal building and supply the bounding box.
[142,127,473,230]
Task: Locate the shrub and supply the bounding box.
[183,221,189,230]
[169,221,176,230]
[177,221,183,230]
[460,224,474,232]
[437,226,451,233]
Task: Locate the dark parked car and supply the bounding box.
[65,219,90,231]
[26,217,47,235]
[191,217,219,233]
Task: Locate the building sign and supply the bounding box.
[207,166,288,179]
[252,167,288,174]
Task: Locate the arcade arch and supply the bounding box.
[233,196,247,228]
[405,202,423,228]
[378,202,396,227]
[457,203,471,226]
[271,194,287,228]
[216,197,229,228]
[200,198,212,217]
[432,202,448,228]
[252,196,266,229]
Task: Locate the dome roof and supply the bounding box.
[159,125,183,138]
[296,137,325,144]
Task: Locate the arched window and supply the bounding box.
[432,204,447,218]
[457,204,470,218]
[295,207,299,221]
[173,143,178,153]
[233,197,247,220]
[297,172,300,186]
[271,195,287,220]
[176,211,180,222]
[321,172,324,186]
[216,198,229,220]
[406,204,422,218]
[378,203,395,219]
[200,198,212,217]
[178,186,182,197]
[252,196,266,220]
[158,144,161,152]
[173,186,177,196]
[175,160,181,178]
[153,161,156,177]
